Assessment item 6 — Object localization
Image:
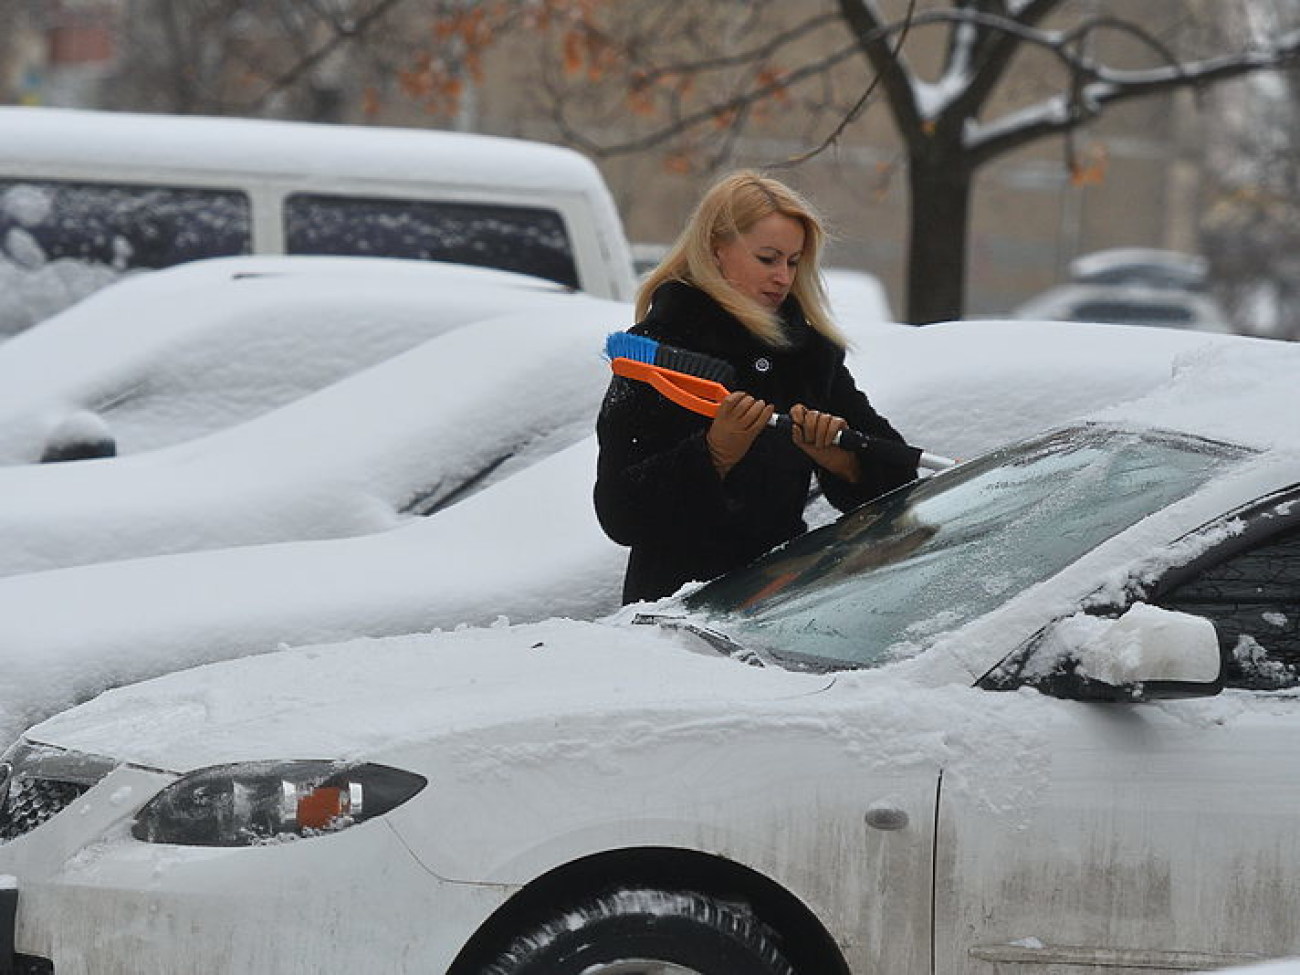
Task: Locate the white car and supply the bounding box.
[1012,281,1231,333]
[0,255,592,464]
[0,341,1297,973]
[824,267,895,326]
[0,291,626,578]
[1068,247,1210,292]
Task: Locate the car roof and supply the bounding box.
[0,255,579,462]
[0,107,603,195]
[0,292,626,578]
[1012,283,1229,332]
[1068,247,1209,289]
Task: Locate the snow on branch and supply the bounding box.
[967,33,1300,163]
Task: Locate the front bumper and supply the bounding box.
[0,765,509,974]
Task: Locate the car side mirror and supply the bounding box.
[1030,603,1223,702]
[39,411,116,463]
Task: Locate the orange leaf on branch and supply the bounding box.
[1068,144,1109,187]
[562,31,585,76]
[756,66,790,104]
[663,152,694,175]
[712,107,739,130]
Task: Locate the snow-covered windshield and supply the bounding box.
[684,425,1251,671]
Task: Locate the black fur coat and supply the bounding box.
[594,280,918,604]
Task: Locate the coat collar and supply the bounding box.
[641,281,811,358]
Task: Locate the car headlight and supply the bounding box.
[132,760,426,847]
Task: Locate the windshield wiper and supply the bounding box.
[632,613,766,667]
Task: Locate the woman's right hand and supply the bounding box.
[707,391,773,478]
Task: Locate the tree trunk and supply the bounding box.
[905,157,974,324]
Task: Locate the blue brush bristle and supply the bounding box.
[605,331,659,363]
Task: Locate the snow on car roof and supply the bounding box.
[1093,339,1300,452]
[1068,246,1208,283]
[0,255,578,462]
[854,318,1270,463]
[0,107,602,194]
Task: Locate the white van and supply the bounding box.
[0,107,636,333]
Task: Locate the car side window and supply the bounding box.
[283,193,580,289]
[1155,525,1300,690]
[0,179,252,269]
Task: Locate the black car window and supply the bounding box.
[0,179,251,269]
[1156,525,1300,690]
[1071,300,1196,326]
[283,193,579,289]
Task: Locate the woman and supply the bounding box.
[595,170,919,604]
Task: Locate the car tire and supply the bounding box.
[483,887,796,975]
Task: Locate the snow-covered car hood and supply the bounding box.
[23,618,834,773]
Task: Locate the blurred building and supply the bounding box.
[1,1,120,107]
[0,0,1222,321]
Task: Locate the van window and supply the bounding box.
[283,193,579,289]
[0,179,252,270]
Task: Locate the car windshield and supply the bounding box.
[682,425,1250,671]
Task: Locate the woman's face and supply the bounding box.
[714,212,806,311]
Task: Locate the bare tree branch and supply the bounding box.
[552,42,865,158]
[617,11,843,89]
[837,0,924,140]
[952,0,1065,119]
[244,0,408,112]
[774,0,919,168]
[968,37,1300,165]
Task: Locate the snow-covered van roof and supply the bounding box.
[0,107,598,194]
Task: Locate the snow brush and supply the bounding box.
[604,332,956,472]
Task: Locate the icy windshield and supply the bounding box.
[683,425,1250,671]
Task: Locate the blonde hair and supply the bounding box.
[637,169,845,348]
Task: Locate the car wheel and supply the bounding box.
[483,888,796,975]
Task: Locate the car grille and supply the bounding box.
[0,777,91,843]
[0,741,117,845]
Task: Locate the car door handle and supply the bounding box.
[865,803,909,831]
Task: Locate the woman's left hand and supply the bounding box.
[789,404,861,483]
